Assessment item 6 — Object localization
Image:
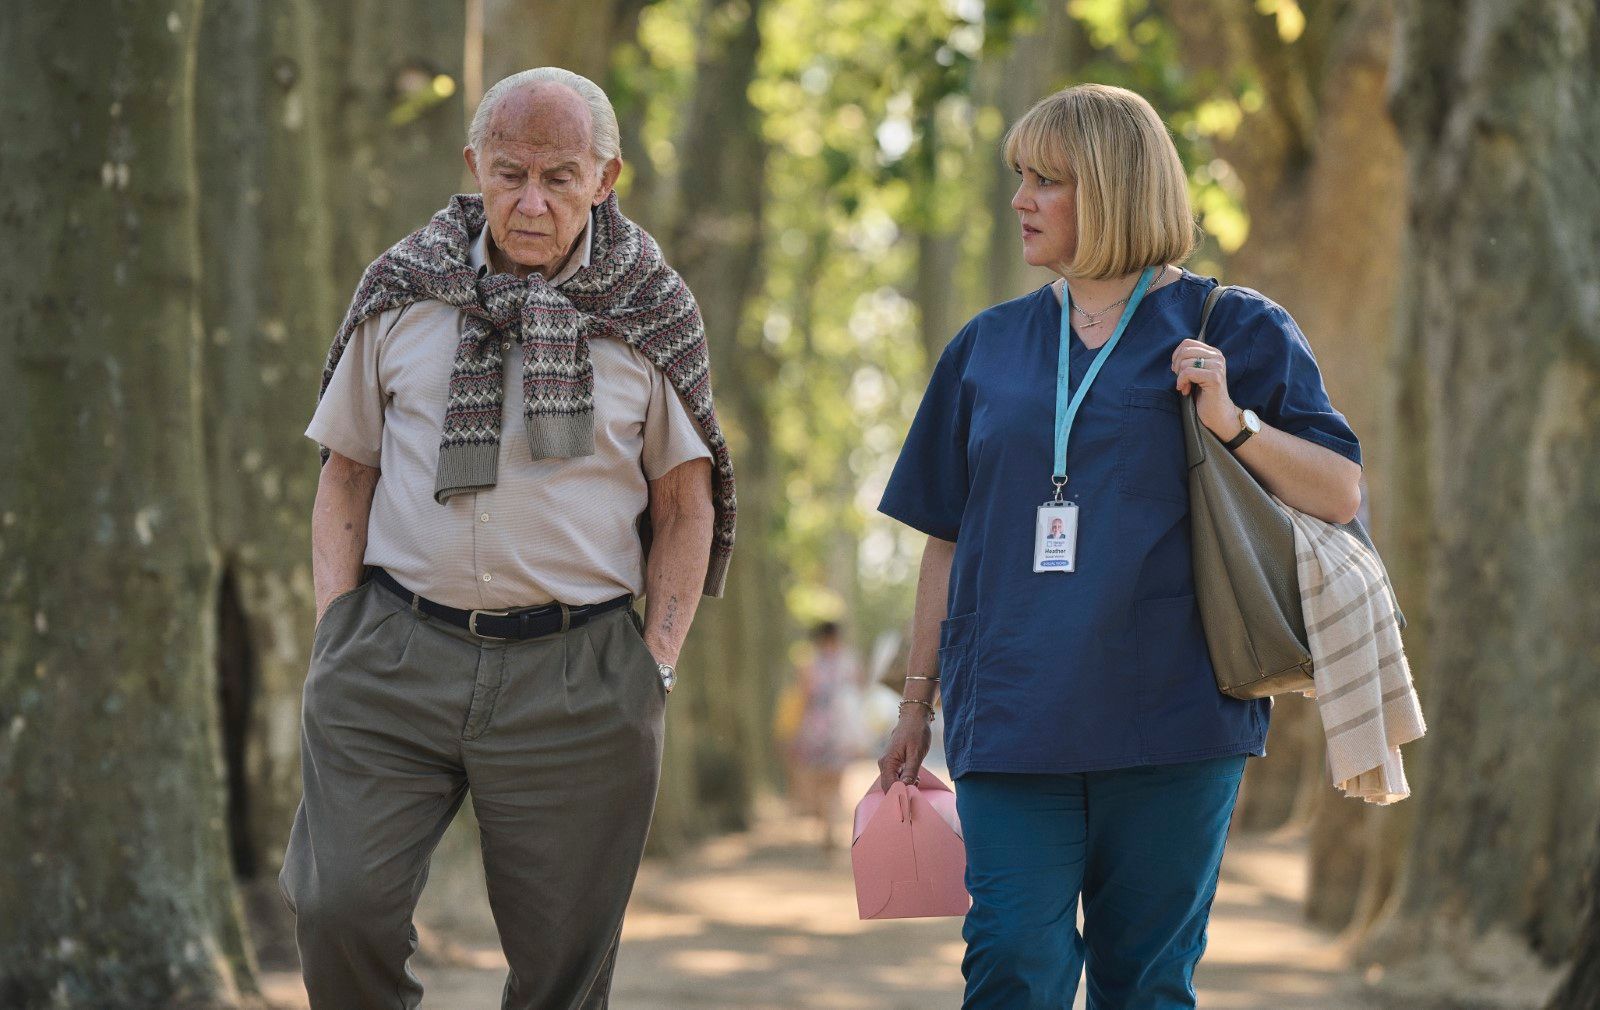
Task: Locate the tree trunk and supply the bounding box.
[324,0,468,282]
[186,0,465,887]
[650,0,781,850]
[474,0,652,202]
[977,1,1078,307]
[193,0,346,885]
[602,0,660,225]
[1364,0,1600,977]
[1548,821,1600,1008]
[482,0,636,87]
[1230,697,1319,832]
[913,219,962,366]
[1286,0,1413,936]
[1166,0,1408,843]
[0,2,257,1005]
[906,91,964,367]
[1306,783,1401,932]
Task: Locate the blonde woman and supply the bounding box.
[876,84,1362,1007]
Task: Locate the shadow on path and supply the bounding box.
[259,762,1374,1008]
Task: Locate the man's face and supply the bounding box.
[464,83,621,279]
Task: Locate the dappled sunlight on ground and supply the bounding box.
[258,760,1375,1008]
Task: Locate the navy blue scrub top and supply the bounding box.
[879,272,1362,778]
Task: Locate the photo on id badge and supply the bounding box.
[1034,502,1078,573]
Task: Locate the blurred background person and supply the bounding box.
[788,621,867,850]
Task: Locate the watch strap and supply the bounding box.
[1222,411,1256,451]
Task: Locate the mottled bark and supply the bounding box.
[186,0,464,885]
[1306,781,1405,933]
[1289,2,1411,930]
[0,2,256,1006]
[1364,0,1600,975]
[1548,821,1600,1008]
[193,0,344,882]
[324,0,467,282]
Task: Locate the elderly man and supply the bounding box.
[279,67,735,1010]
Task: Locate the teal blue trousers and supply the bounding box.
[956,755,1247,1009]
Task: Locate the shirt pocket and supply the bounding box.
[1133,594,1204,700]
[1118,386,1190,506]
[937,611,979,740]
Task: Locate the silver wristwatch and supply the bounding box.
[657,662,676,695]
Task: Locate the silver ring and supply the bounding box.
[1192,357,1207,369]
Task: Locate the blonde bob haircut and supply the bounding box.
[1003,84,1196,280]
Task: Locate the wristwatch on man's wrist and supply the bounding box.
[1223,408,1261,451]
[657,662,676,694]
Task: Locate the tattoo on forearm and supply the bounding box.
[661,595,680,638]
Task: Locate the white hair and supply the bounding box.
[468,67,621,163]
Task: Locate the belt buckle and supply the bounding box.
[468,608,514,641]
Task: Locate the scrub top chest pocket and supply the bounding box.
[1118,386,1190,506]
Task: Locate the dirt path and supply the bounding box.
[259,762,1373,1009]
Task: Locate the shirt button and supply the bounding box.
[480,512,490,523]
[481,573,492,583]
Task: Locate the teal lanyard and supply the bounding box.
[1052,266,1157,498]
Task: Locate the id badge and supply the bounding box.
[1034,501,1078,573]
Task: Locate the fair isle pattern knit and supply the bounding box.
[318,192,735,597]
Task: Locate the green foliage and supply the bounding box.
[1066,0,1252,258]
[622,0,1269,656]
[751,0,983,631]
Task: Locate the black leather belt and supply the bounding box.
[371,568,632,642]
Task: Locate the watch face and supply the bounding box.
[1243,409,1262,434]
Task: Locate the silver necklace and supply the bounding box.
[1067,269,1166,327]
[1071,294,1129,327]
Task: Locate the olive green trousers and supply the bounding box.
[280,578,666,1010]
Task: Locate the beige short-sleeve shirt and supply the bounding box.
[307,218,711,609]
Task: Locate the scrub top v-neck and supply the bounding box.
[879,272,1361,778]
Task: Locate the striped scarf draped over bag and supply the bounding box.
[1288,508,1423,803]
[317,192,735,596]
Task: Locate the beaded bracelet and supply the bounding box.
[899,698,936,722]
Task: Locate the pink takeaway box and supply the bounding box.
[850,770,971,920]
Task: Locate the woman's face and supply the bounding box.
[1011,163,1077,272]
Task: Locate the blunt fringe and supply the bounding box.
[1003,84,1196,280]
